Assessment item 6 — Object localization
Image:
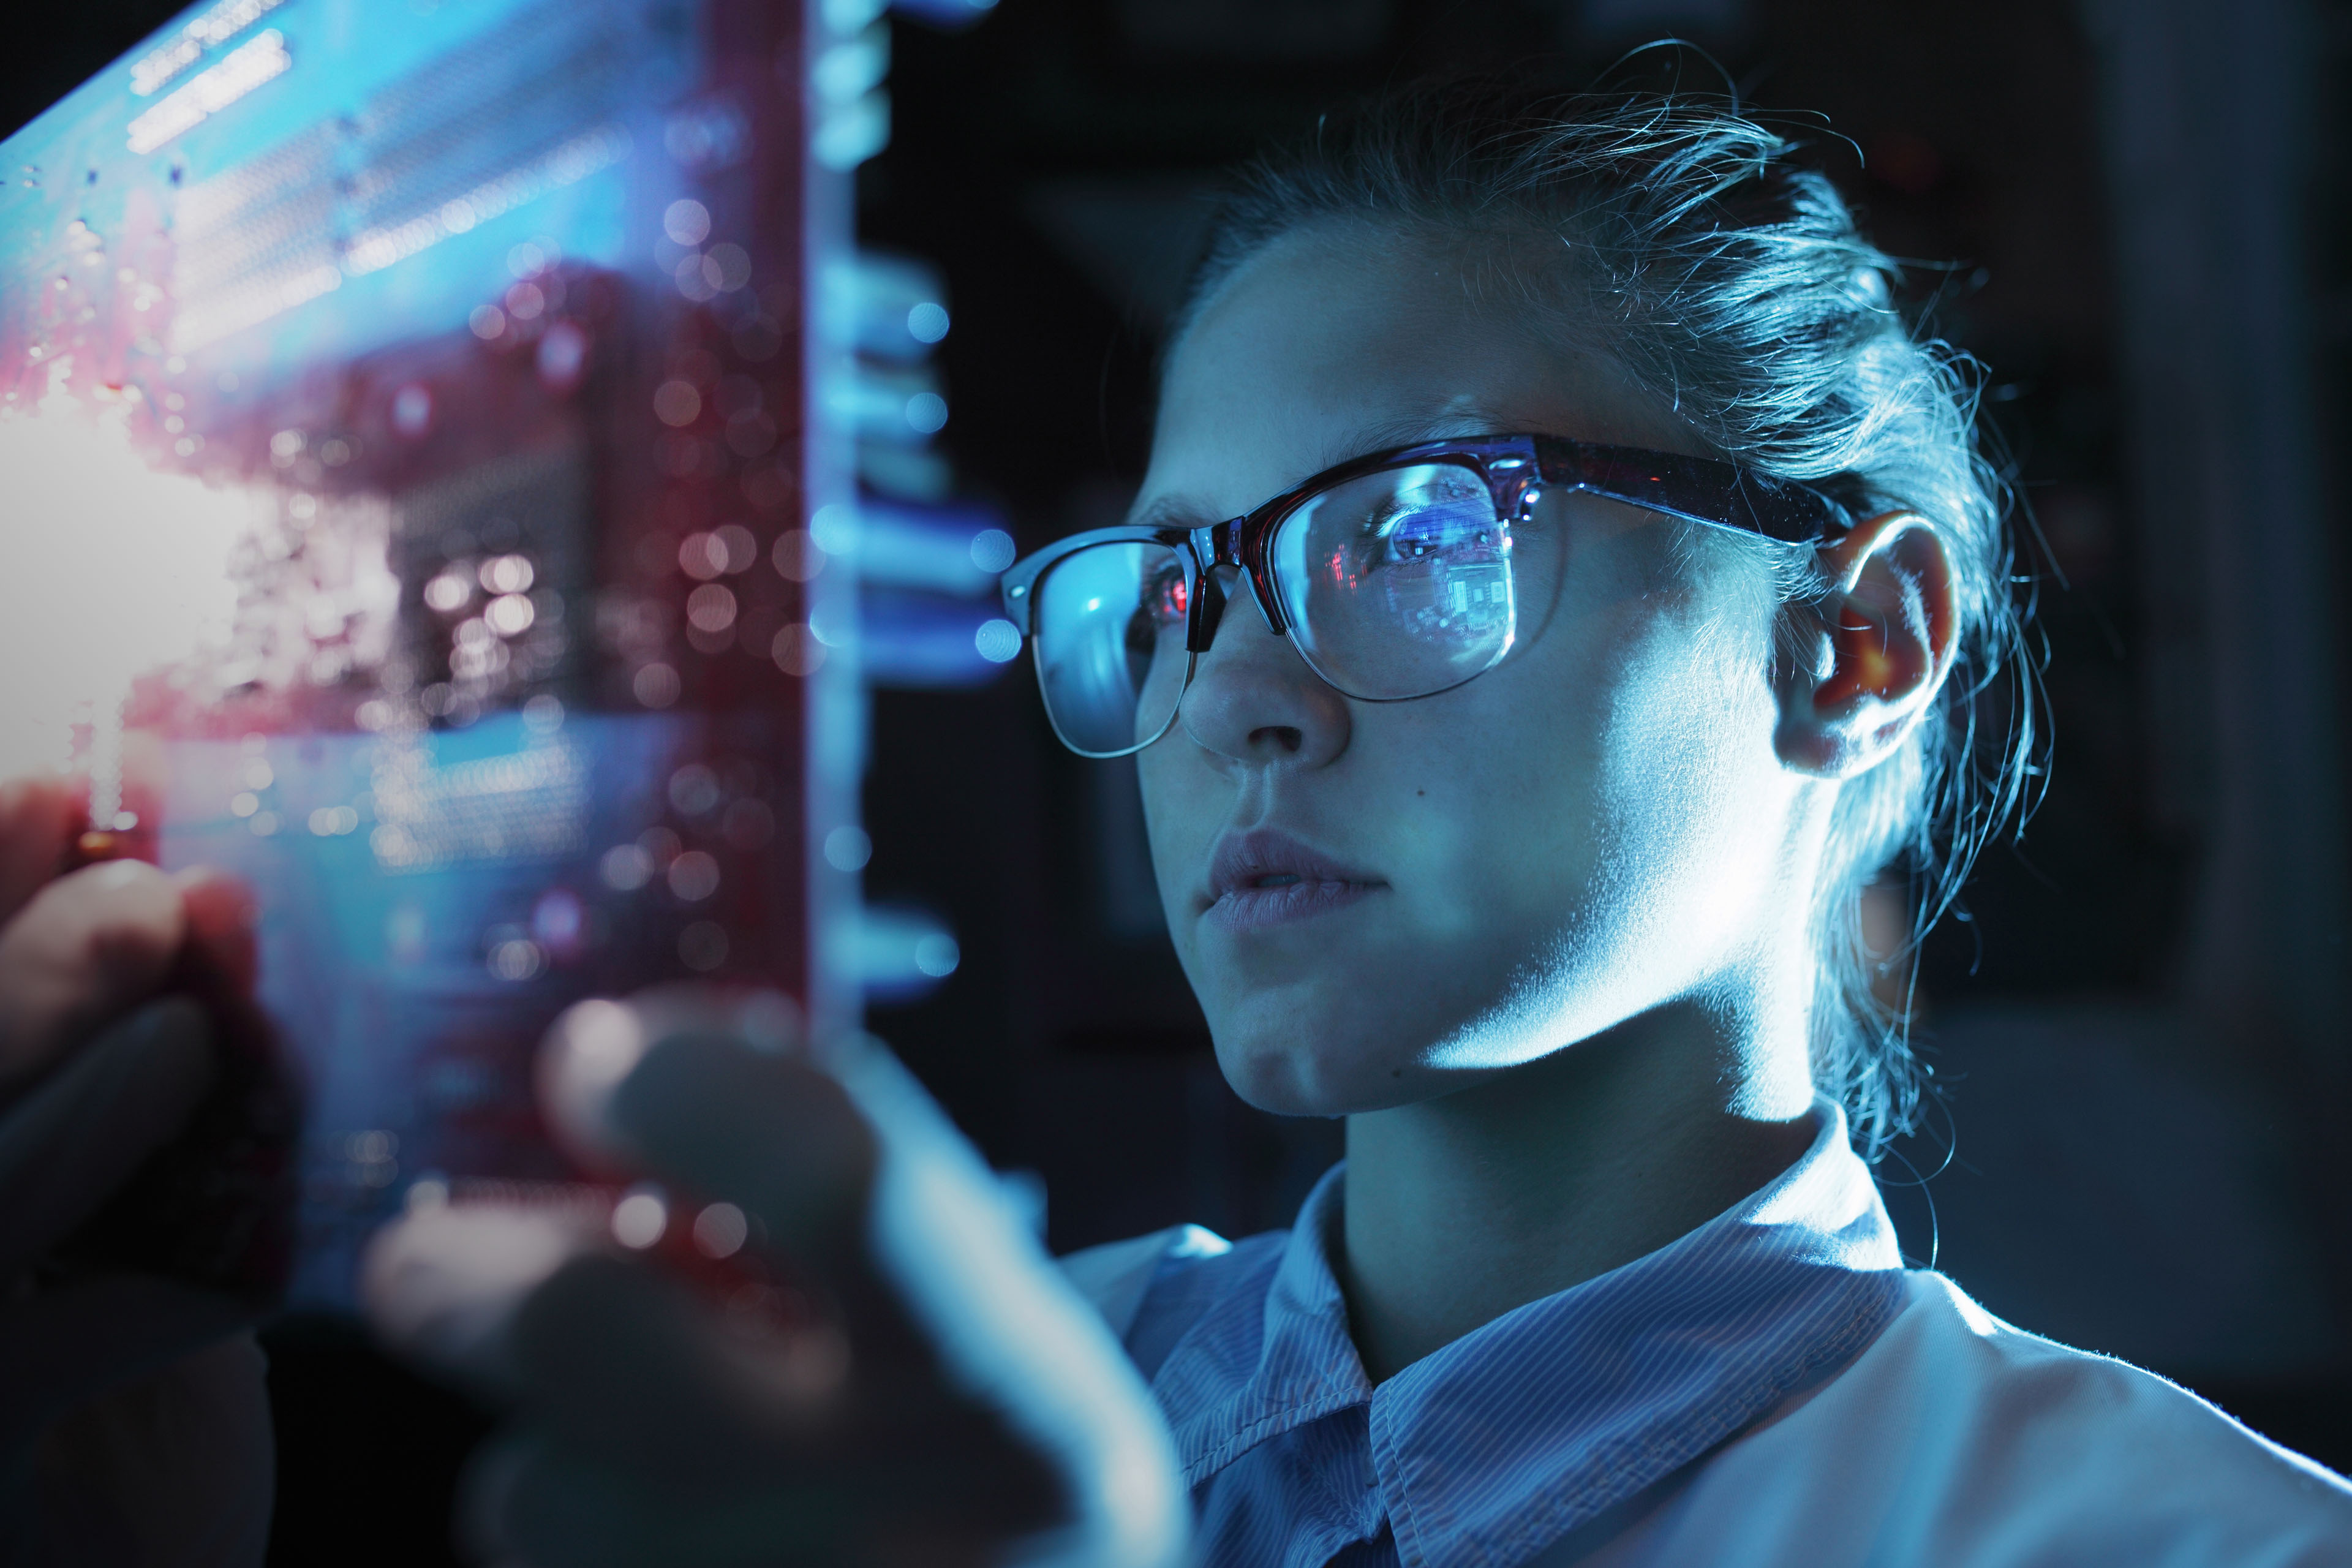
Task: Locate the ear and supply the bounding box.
[1774,511,1959,779]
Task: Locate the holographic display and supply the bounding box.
[0,0,952,1305]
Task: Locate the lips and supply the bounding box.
[1203,828,1386,933]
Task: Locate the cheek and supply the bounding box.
[1577,598,1795,958]
[1382,676,1600,940]
[1392,589,1787,1051]
[1134,745,1211,927]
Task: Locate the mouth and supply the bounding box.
[1203,829,1386,934]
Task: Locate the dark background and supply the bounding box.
[9,1,2350,1562]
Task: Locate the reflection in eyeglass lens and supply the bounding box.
[1276,462,1515,699]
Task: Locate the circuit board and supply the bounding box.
[0,0,897,1305]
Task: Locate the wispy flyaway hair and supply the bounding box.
[1172,75,2040,1155]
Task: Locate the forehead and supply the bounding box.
[1140,225,1702,523]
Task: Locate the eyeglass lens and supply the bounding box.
[1029,461,1517,757]
[1268,461,1515,701]
[1031,540,1193,756]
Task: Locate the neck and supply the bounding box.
[1337,998,1817,1383]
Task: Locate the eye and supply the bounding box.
[1355,485,1496,570]
[1142,562,1188,625]
[1379,502,1486,559]
[1123,560,1189,660]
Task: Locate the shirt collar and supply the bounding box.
[1151,1095,1906,1567]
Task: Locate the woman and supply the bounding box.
[5,80,2345,1566]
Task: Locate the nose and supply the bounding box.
[1177,567,1351,768]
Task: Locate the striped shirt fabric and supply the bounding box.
[1088,1099,1905,1567]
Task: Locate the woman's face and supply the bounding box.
[1133,227,1828,1117]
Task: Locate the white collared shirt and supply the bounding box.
[1060,1098,2352,1566]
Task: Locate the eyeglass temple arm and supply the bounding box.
[1532,439,1848,546]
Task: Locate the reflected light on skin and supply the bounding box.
[1129,229,1835,1142]
[535,997,650,1172]
[0,410,261,803]
[360,1200,601,1375]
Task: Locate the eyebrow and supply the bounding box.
[1126,405,1520,532]
[1338,404,1515,458]
[1126,492,1218,532]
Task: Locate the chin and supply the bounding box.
[1210,1017,1420,1118]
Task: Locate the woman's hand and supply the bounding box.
[363,990,1191,1568]
[0,774,276,1567]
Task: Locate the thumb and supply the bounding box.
[817,1035,1193,1568]
[536,994,1193,1568]
[538,990,876,1263]
[0,998,215,1273]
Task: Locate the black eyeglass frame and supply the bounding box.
[998,433,1852,756]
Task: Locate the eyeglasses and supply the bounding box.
[998,433,1849,759]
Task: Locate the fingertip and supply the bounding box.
[0,774,78,924]
[535,998,652,1175]
[610,1029,878,1253]
[0,862,192,1091]
[81,856,192,957]
[537,989,871,1254]
[361,1202,600,1388]
[43,857,189,975]
[174,866,254,923]
[0,771,74,827]
[534,988,809,1175]
[176,869,258,991]
[81,854,176,894]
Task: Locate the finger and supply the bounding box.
[538,996,876,1262]
[0,774,77,928]
[360,1197,607,1398]
[371,1211,853,1472]
[0,859,188,1091]
[504,1251,849,1480]
[533,989,810,1173]
[483,1217,1068,1550]
[474,1438,1052,1568]
[547,1010,933,1387]
[824,1038,1195,1568]
[0,1272,254,1454]
[480,1410,1066,1568]
[498,1248,1059,1499]
[174,869,257,999]
[0,997,216,1272]
[472,1385,1058,1568]
[614,1034,876,1260]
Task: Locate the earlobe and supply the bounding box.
[1774,512,1958,779]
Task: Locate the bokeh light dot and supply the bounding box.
[692,1201,749,1259]
[968,528,1015,573]
[823,824,872,872]
[611,1188,668,1250]
[906,300,949,343]
[663,198,711,247]
[903,391,947,434]
[973,618,1022,663]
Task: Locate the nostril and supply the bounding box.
[1251,725,1304,753]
